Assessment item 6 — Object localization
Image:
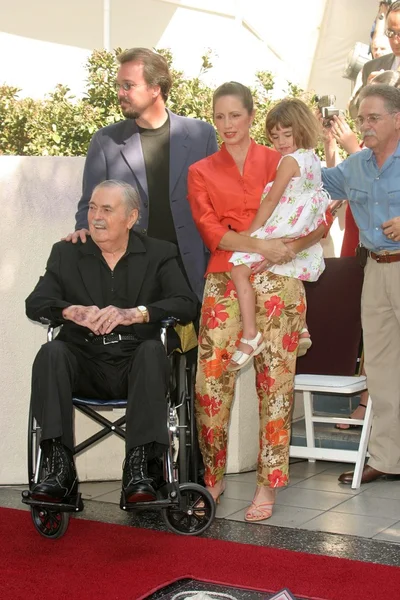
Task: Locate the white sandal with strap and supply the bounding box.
[227,331,265,372]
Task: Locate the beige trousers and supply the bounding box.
[362,258,400,473]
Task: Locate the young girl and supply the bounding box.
[228,98,329,371]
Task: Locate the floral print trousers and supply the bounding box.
[196,271,306,489]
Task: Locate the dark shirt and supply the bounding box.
[137,116,177,244]
[82,238,139,361]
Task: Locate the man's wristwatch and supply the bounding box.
[137,305,150,323]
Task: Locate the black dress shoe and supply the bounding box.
[32,439,77,501]
[121,445,157,504]
[338,464,400,485]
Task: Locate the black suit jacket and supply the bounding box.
[361,53,395,86]
[348,53,395,117]
[26,232,198,349]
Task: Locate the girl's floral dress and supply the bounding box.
[230,149,330,282]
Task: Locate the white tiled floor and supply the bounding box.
[75,459,400,543]
[221,461,400,542]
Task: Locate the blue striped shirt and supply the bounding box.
[322,142,400,251]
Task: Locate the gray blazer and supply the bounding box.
[75,110,218,300]
[348,54,395,117]
[361,53,395,86]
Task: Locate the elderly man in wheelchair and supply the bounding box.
[25,179,200,512]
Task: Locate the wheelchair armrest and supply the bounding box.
[161,317,179,328]
[47,323,60,342]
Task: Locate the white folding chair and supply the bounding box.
[291,257,372,489]
[291,375,372,488]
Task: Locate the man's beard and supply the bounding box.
[120,104,140,120]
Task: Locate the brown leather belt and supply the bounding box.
[370,252,400,264]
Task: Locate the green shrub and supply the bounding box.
[0,48,354,158]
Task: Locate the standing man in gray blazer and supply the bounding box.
[71,47,218,301]
[361,2,400,86]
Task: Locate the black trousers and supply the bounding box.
[30,339,170,456]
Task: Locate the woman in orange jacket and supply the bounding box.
[188,82,332,521]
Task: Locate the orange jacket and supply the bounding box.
[188,140,280,274]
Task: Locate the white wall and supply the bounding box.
[0,156,344,484]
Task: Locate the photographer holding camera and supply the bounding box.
[319,71,400,431]
[357,2,400,95]
[322,84,400,484]
[348,2,393,117]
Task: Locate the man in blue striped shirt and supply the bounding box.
[322,84,400,484]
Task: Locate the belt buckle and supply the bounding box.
[103,333,121,345]
[377,251,390,263]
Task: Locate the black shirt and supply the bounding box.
[137,116,177,244]
[84,239,139,360]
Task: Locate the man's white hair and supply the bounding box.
[93,180,140,215]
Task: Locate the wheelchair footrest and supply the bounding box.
[21,489,84,513]
[120,482,180,511]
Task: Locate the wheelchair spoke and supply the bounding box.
[162,483,215,535]
[31,507,70,539]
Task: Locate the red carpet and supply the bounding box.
[1,507,399,600]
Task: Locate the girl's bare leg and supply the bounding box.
[231,264,259,356]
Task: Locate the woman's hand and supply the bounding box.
[251,259,271,274]
[329,200,345,216]
[256,239,296,264]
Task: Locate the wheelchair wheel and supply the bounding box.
[162,482,215,536]
[31,506,70,539]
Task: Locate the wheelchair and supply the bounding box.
[22,318,215,538]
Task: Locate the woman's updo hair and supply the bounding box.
[212,82,254,114]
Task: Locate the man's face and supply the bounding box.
[386,10,400,57]
[371,35,391,59]
[88,187,138,246]
[116,61,159,119]
[357,96,400,152]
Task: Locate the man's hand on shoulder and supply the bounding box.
[91,306,147,335]
[62,305,101,332]
[62,229,90,244]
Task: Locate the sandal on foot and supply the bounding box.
[206,481,226,505]
[227,332,265,372]
[298,328,312,357]
[244,501,274,522]
[196,481,226,509]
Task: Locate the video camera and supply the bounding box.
[314,95,345,125]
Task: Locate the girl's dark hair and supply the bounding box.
[266,98,320,149]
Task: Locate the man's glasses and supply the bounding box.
[385,28,400,40]
[114,82,147,92]
[355,113,394,128]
